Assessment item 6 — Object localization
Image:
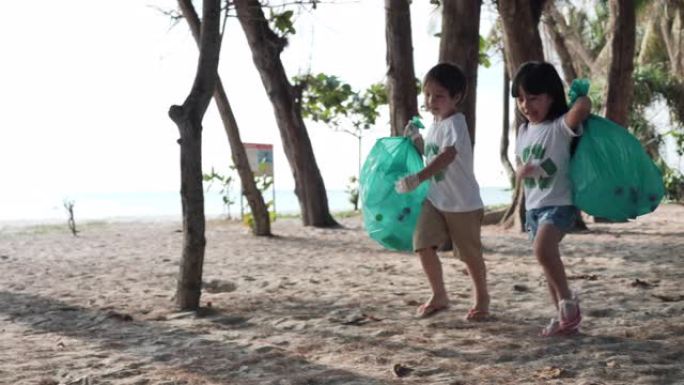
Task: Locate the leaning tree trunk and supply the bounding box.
[500,55,515,189]
[637,2,662,68]
[659,0,684,79]
[497,0,547,231]
[234,0,337,227]
[385,0,419,137]
[439,0,482,146]
[543,2,594,79]
[170,0,221,310]
[604,0,636,127]
[180,1,271,236]
[542,4,578,85]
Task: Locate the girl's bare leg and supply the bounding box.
[534,224,572,302]
[547,280,560,310]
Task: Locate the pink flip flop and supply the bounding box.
[541,298,582,337]
[464,308,490,321]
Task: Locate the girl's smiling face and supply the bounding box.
[423,80,461,120]
[516,88,553,124]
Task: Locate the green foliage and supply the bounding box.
[479,35,492,68]
[294,73,388,133]
[565,1,608,58]
[268,9,295,37]
[354,82,389,129]
[668,130,684,156]
[632,65,670,107]
[295,73,354,126]
[634,0,652,13]
[346,176,359,211]
[587,1,609,55]
[203,166,236,219]
[658,160,684,202]
[242,210,276,229]
[629,65,684,154]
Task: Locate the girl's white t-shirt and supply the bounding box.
[424,113,483,212]
[515,115,583,209]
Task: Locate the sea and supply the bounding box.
[0,187,512,225]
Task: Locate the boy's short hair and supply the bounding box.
[424,62,467,98]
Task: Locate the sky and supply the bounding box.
[1,0,513,207]
[9,0,680,221]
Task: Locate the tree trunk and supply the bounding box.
[170,0,221,310]
[659,0,684,79]
[497,0,547,230]
[543,2,596,78]
[637,3,663,67]
[439,0,482,146]
[500,55,515,189]
[674,3,684,78]
[542,4,578,85]
[180,1,271,236]
[604,0,636,127]
[385,0,419,137]
[234,0,338,227]
[498,1,546,76]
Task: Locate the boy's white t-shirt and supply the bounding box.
[515,115,583,209]
[424,113,483,213]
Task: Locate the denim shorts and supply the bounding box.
[525,205,577,240]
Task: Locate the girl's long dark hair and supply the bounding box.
[511,61,568,121]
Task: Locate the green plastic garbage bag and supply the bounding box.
[360,136,428,251]
[568,79,665,221]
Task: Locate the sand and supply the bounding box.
[1,204,683,385]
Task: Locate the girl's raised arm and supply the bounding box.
[564,96,592,131]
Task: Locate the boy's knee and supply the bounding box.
[457,248,483,264]
[417,247,438,259]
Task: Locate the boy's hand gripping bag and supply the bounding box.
[568,79,665,221]
[360,137,428,251]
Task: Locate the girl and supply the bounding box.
[396,63,490,321]
[512,61,591,336]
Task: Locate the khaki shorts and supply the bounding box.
[413,200,484,260]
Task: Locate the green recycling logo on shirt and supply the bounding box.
[425,143,445,182]
[522,144,557,190]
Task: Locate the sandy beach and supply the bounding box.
[1,204,683,385]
